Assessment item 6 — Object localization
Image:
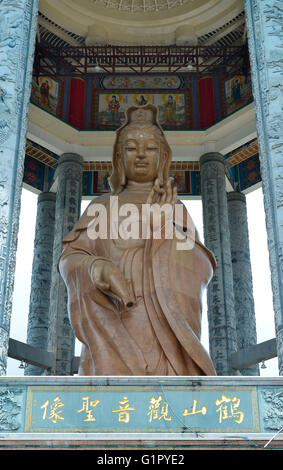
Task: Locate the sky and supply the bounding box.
[6,185,279,376]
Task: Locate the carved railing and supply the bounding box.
[33,42,249,77]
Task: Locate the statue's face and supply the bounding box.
[120,126,161,183]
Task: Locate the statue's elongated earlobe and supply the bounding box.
[117,154,126,186]
[158,152,167,187]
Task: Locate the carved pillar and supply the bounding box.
[47,153,83,375]
[245,0,283,375]
[227,191,259,375]
[200,153,238,376]
[0,1,39,375]
[25,192,56,376]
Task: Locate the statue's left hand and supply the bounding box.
[91,259,135,310]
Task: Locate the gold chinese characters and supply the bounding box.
[39,393,245,426]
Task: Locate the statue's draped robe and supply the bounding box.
[59,193,216,376]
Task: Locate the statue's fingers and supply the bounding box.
[160,189,167,203]
[165,178,172,203]
[154,178,160,191]
[154,178,165,194]
[95,280,111,291]
[91,263,108,289]
[109,271,134,307]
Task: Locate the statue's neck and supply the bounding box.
[124,180,154,192]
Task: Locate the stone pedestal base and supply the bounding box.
[0,377,282,449]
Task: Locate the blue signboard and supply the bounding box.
[25,384,259,433]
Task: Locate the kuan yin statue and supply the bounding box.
[59,104,216,376]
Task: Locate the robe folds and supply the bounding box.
[58,193,217,376]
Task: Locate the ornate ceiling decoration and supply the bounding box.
[38,11,245,49]
[89,0,192,14]
[38,0,245,46]
[38,12,85,47]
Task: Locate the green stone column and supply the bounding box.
[0,0,39,375]
[47,153,83,376]
[25,192,56,376]
[245,0,283,374]
[227,191,259,375]
[200,153,238,376]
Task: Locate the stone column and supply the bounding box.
[200,153,238,376]
[227,191,259,375]
[47,153,83,375]
[245,0,283,375]
[0,1,39,375]
[25,192,56,376]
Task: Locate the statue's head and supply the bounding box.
[109,104,172,193]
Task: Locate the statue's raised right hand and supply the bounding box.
[91,259,134,310]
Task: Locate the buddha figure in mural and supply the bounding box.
[59,104,216,376]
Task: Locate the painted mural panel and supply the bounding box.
[224,74,253,115]
[170,170,187,193]
[82,165,199,196]
[238,154,261,191]
[27,72,254,131]
[23,155,45,191]
[101,74,183,89]
[83,166,112,196]
[31,76,60,114]
[97,92,187,129]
